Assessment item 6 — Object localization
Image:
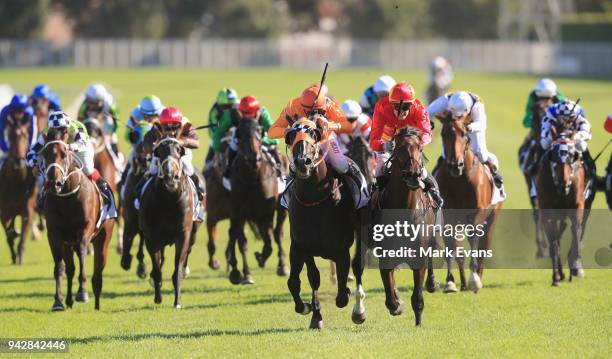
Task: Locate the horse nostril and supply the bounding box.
[305,158,312,165]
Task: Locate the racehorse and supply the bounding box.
[0,115,37,264]
[226,118,288,284]
[535,130,595,286]
[40,128,115,311]
[434,117,502,293]
[82,114,123,254]
[119,141,149,279]
[370,127,437,326]
[285,118,365,329]
[139,135,200,308]
[518,102,549,257]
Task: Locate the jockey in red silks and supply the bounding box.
[370,82,442,207]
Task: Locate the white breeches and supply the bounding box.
[321,133,349,174]
[440,130,499,168]
[75,141,95,176]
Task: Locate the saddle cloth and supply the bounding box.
[95,184,118,229]
[483,165,506,206]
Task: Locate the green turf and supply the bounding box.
[0,69,611,358]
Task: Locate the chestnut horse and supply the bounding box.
[139,136,200,308]
[285,119,365,329]
[435,118,502,293]
[119,142,150,279]
[226,118,288,285]
[535,131,595,286]
[0,115,37,264]
[370,127,437,326]
[40,128,115,311]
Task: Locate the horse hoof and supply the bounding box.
[468,272,483,293]
[229,270,242,285]
[241,275,255,285]
[444,281,458,293]
[51,300,65,312]
[182,266,190,279]
[570,268,584,279]
[297,303,312,315]
[137,263,147,279]
[552,281,560,287]
[66,299,73,308]
[154,297,162,304]
[347,274,355,282]
[309,318,323,330]
[389,301,404,316]
[276,265,288,277]
[174,304,182,309]
[426,278,438,293]
[208,259,220,271]
[536,250,545,259]
[120,254,133,271]
[336,293,350,308]
[75,291,89,303]
[352,311,366,325]
[255,252,265,268]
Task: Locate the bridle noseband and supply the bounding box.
[42,140,84,196]
[155,137,183,180]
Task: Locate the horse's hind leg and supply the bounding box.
[206,220,220,270]
[92,223,112,310]
[75,242,89,303]
[426,257,437,293]
[120,216,139,271]
[172,232,191,309]
[287,242,311,316]
[334,250,351,309]
[305,256,322,330]
[237,232,253,284]
[63,244,75,309]
[273,207,288,276]
[443,236,457,293]
[2,216,17,264]
[49,239,65,311]
[568,212,585,280]
[411,268,426,326]
[18,213,33,265]
[351,239,366,324]
[136,234,147,279]
[380,268,403,315]
[254,221,273,269]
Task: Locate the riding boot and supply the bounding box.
[340,159,369,209]
[486,159,504,188]
[95,177,113,206]
[190,174,205,201]
[422,173,444,209]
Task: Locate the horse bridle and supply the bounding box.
[549,137,581,193]
[386,129,425,186]
[42,140,84,196]
[155,137,183,180]
[287,120,328,175]
[442,119,476,175]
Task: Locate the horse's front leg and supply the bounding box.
[444,236,458,293]
[172,226,192,309]
[380,268,403,315]
[351,238,366,324]
[568,211,585,280]
[206,219,220,270]
[305,256,322,329]
[411,268,426,326]
[334,250,351,308]
[75,242,89,303]
[63,244,75,309]
[92,223,112,310]
[467,234,482,293]
[48,235,65,311]
[146,239,163,303]
[287,242,311,316]
[2,216,17,264]
[254,220,273,269]
[18,213,32,265]
[273,205,288,276]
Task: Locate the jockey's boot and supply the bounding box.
[485,159,504,188]
[422,173,444,209]
[95,177,113,206]
[340,159,369,209]
[190,174,205,201]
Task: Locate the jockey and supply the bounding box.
[523,78,564,129]
[205,88,239,168]
[0,94,37,168]
[428,91,504,188]
[370,82,443,207]
[29,84,61,114]
[339,100,372,153]
[359,75,397,117]
[540,99,594,177]
[141,107,205,200]
[270,82,369,209]
[26,111,112,206]
[428,56,453,95]
[126,95,163,149]
[213,95,280,186]
[77,83,121,159]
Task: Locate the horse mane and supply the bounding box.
[396,126,422,139]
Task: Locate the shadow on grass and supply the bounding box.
[0,276,50,284]
[0,306,49,314]
[69,327,307,344]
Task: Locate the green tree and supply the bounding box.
[428,0,499,39]
[210,0,289,38]
[344,0,430,38]
[0,0,49,38]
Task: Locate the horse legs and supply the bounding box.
[273,207,289,276]
[62,244,75,309]
[75,242,89,303]
[305,256,322,330]
[206,220,220,270]
[544,217,563,286]
[380,268,403,315]
[172,230,191,309]
[48,238,65,311]
[146,239,164,303]
[237,230,253,284]
[120,216,139,271]
[351,239,366,325]
[92,224,112,310]
[443,236,458,293]
[226,230,241,285]
[329,261,337,285]
[411,268,426,326]
[287,242,311,315]
[136,235,147,279]
[334,250,351,308]
[18,213,33,265]
[426,257,437,293]
[2,216,18,264]
[254,221,273,269]
[568,212,585,281]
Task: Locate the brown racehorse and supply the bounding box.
[119,142,149,279]
[0,116,37,264]
[31,101,50,238]
[371,127,437,326]
[435,117,502,293]
[40,128,115,311]
[82,114,123,254]
[285,119,366,329]
[535,130,595,286]
[518,102,549,257]
[226,118,288,284]
[139,136,200,308]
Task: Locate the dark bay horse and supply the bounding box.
[227,118,288,284]
[0,115,37,264]
[139,136,200,308]
[119,142,149,279]
[286,119,365,329]
[535,132,595,286]
[82,114,123,254]
[518,102,549,257]
[370,128,437,326]
[40,128,115,311]
[434,118,502,293]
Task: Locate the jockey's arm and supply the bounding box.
[269,102,293,139]
[426,95,449,119]
[259,108,279,147]
[574,115,592,142]
[413,103,432,145]
[369,103,386,152]
[179,124,199,149]
[77,103,87,122]
[207,105,219,139]
[540,115,556,149]
[211,111,233,151]
[467,102,487,133]
[26,134,45,168]
[326,102,352,134]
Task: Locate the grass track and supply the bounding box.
[0,68,610,358]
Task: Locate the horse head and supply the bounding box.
[392,127,425,190]
[235,117,263,169]
[549,132,582,196]
[440,117,469,177]
[154,137,184,193]
[5,114,31,169]
[41,128,82,195]
[287,118,323,179]
[82,115,105,150]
